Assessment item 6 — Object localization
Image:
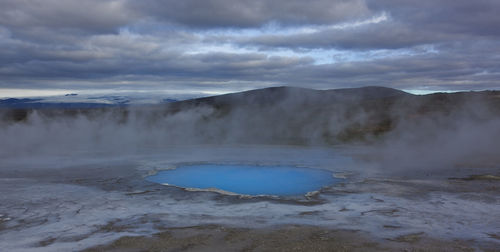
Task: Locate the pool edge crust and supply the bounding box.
[146,164,342,198]
[159,182,326,199]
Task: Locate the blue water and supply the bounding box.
[146,164,340,196]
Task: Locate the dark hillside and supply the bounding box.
[1,86,499,145]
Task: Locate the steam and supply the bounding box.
[0,88,375,155]
[1,87,499,177]
[372,97,500,175]
[0,106,219,155]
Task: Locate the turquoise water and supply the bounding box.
[146,164,340,196]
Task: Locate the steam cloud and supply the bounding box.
[1,87,499,177]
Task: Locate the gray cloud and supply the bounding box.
[127,0,370,28]
[367,0,500,37]
[0,0,133,34]
[0,0,499,93]
[233,21,441,50]
[234,0,500,51]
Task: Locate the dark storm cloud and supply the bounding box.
[367,0,500,37]
[0,28,313,90]
[233,21,441,50]
[0,0,499,93]
[234,0,500,50]
[291,46,500,91]
[0,0,133,34]
[127,0,370,28]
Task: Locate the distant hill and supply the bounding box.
[0,98,119,109]
[174,86,410,107]
[0,95,179,109]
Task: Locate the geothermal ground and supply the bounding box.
[1,87,499,251]
[0,145,499,251]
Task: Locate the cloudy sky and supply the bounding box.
[1,0,499,97]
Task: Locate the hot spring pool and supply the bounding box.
[146,164,340,196]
